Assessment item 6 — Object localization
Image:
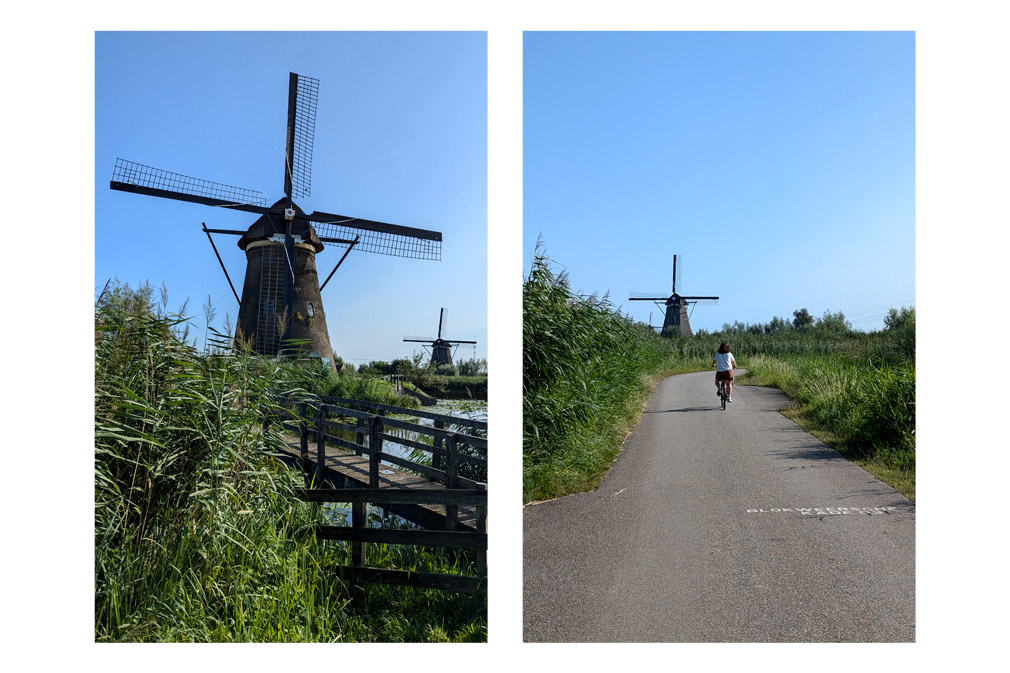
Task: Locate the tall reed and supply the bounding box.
[523,247,673,500]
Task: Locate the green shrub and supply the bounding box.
[304,370,420,408]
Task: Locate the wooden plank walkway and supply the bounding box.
[276,437,483,533]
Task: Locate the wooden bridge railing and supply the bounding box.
[264,394,487,592]
[317,395,486,475]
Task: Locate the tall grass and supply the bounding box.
[95,282,486,641]
[742,353,915,496]
[523,247,674,501]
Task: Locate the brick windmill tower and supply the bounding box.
[110,73,442,370]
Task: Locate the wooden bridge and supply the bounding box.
[266,394,487,593]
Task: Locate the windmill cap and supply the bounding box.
[238,199,323,252]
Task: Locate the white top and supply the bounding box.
[714,352,735,371]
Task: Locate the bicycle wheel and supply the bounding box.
[721,384,727,410]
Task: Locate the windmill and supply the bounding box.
[629,255,718,337]
[648,311,662,333]
[403,308,477,366]
[109,72,441,371]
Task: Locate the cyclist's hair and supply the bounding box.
[718,342,731,354]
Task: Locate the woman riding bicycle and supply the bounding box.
[712,341,737,403]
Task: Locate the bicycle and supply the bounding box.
[718,379,730,410]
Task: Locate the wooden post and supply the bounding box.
[432,419,444,472]
[368,414,382,488]
[315,404,327,486]
[298,402,309,486]
[355,417,365,456]
[475,483,487,578]
[445,432,458,530]
[351,498,366,568]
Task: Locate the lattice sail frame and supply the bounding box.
[112,158,267,207]
[314,221,441,261]
[289,74,319,200]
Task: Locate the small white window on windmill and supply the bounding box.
[307,303,314,318]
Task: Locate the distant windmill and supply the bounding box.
[109,72,442,370]
[629,255,718,336]
[648,311,662,333]
[403,308,476,365]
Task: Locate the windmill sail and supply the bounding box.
[308,211,441,260]
[285,73,319,201]
[110,162,442,261]
[111,159,268,213]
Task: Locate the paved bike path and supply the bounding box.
[523,370,915,642]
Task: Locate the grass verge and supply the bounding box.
[740,355,915,502]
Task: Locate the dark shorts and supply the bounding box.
[715,370,734,382]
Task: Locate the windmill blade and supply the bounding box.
[305,210,442,260]
[404,337,438,342]
[629,292,670,301]
[284,73,319,202]
[673,255,683,294]
[438,308,447,339]
[111,158,270,215]
[680,296,720,300]
[445,339,478,345]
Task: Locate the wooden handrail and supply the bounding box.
[295,487,487,506]
[279,392,487,430]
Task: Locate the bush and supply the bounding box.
[304,370,421,408]
[457,358,487,376]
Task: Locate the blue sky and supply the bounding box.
[524,32,915,332]
[96,32,487,365]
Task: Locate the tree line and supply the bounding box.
[694,305,914,337]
